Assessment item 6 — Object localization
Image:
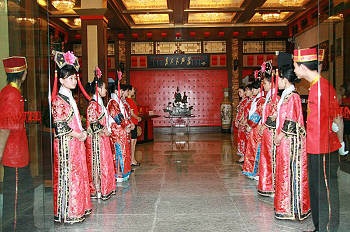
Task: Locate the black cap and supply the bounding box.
[277,52,293,71]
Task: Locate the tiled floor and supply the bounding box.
[45,132,350,231]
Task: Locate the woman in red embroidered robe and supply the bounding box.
[274,68,310,220]
[107,86,132,182]
[236,86,253,163]
[85,74,116,200]
[120,84,135,166]
[258,73,279,196]
[242,79,265,179]
[233,86,246,160]
[52,62,92,223]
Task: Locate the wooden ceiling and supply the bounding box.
[43,0,318,28]
[36,0,338,39]
[107,0,314,29]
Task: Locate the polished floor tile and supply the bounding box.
[48,132,350,232]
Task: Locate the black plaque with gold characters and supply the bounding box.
[147,54,209,69]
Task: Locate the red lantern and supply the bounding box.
[275,31,283,36]
[232,31,239,37]
[118,33,125,39]
[74,34,81,40]
[132,33,138,39]
[247,31,254,37]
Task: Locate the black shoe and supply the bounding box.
[131,162,141,167]
[340,155,348,162]
[303,230,318,232]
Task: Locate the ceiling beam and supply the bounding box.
[235,0,266,23]
[107,0,130,30]
[170,0,186,25]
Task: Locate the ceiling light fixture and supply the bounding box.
[37,0,47,7]
[279,0,304,7]
[325,13,343,22]
[262,13,280,22]
[73,18,81,26]
[16,17,36,25]
[51,0,75,11]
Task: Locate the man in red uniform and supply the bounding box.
[294,48,346,232]
[126,84,141,166]
[0,56,35,231]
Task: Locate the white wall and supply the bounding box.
[0,0,9,88]
[295,21,344,94]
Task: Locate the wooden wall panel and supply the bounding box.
[130,69,228,127]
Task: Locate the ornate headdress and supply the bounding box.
[51,50,91,101]
[94,66,102,79]
[261,60,273,76]
[54,51,80,71]
[253,69,264,96]
[117,70,123,97]
[94,66,102,100]
[254,70,262,80]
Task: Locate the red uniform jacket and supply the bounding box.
[0,84,29,167]
[306,76,341,154]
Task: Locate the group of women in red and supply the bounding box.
[234,52,311,221]
[51,51,139,224]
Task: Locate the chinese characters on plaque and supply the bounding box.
[147,54,210,69]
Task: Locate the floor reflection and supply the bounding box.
[2,132,350,231]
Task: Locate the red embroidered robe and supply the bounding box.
[52,94,92,223]
[242,95,265,177]
[236,98,251,156]
[107,98,131,180]
[86,100,116,200]
[274,92,310,220]
[257,95,279,196]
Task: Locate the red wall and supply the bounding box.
[130,69,228,127]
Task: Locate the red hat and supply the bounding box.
[293,48,325,62]
[2,56,27,73]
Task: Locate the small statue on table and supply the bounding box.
[182,92,188,104]
[164,87,193,117]
[174,87,182,104]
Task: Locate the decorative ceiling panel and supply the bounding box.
[249,12,293,23]
[131,14,169,24]
[262,0,310,7]
[189,0,244,8]
[188,13,235,24]
[121,0,168,10]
